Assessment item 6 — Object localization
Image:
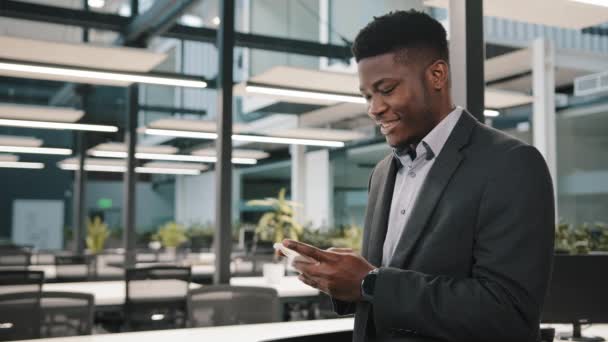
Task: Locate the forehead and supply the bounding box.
[357,52,413,89]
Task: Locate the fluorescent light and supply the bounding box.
[232,134,345,147]
[59,163,125,173]
[0,145,72,155]
[0,161,44,169]
[144,128,345,147]
[570,0,608,7]
[0,61,207,89]
[88,151,128,158]
[88,0,105,8]
[61,164,201,175]
[144,128,218,139]
[484,109,500,117]
[136,167,200,175]
[0,118,118,132]
[89,150,256,165]
[212,17,221,25]
[136,153,256,165]
[245,85,366,104]
[180,14,204,27]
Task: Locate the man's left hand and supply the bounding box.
[283,239,376,302]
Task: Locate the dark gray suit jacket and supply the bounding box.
[335,111,555,342]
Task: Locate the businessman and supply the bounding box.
[285,10,555,342]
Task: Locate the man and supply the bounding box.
[284,10,555,342]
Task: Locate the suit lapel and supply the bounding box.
[389,111,477,267]
[365,157,399,267]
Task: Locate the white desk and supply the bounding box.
[42,277,318,306]
[19,318,354,342]
[230,276,319,298]
[42,280,201,306]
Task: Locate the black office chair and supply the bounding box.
[0,292,42,341]
[187,285,280,327]
[40,291,94,338]
[125,266,191,331]
[0,271,44,341]
[0,249,31,270]
[0,270,44,294]
[55,255,96,282]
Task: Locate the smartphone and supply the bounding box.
[273,243,317,264]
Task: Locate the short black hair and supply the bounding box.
[352,10,449,64]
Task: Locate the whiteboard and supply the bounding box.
[12,200,64,250]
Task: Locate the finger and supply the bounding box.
[292,259,321,276]
[283,239,331,262]
[298,274,328,293]
[327,247,353,253]
[297,274,318,288]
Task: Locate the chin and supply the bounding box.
[386,135,410,149]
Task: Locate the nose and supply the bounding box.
[368,94,388,119]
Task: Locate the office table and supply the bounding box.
[230,276,319,298]
[18,318,355,342]
[42,276,318,307]
[42,280,201,307]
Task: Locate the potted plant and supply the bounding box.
[330,224,364,252]
[246,188,303,283]
[247,188,303,246]
[554,222,608,255]
[86,216,109,254]
[188,223,214,252]
[152,221,188,259]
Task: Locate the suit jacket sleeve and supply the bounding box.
[371,145,555,342]
[331,164,378,316]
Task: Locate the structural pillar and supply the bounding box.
[290,145,306,222]
[214,0,235,284]
[123,84,138,268]
[532,38,558,221]
[449,0,485,122]
[73,131,87,255]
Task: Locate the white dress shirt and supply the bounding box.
[382,106,463,266]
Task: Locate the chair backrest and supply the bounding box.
[0,270,44,295]
[187,285,280,327]
[124,266,191,330]
[0,250,31,268]
[55,255,96,281]
[126,266,191,302]
[40,291,94,338]
[0,291,42,341]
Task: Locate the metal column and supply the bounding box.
[72,0,89,255]
[532,38,558,221]
[72,131,86,255]
[290,145,306,222]
[214,0,235,284]
[122,0,140,269]
[123,84,138,269]
[449,0,485,122]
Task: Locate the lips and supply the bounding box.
[378,119,400,135]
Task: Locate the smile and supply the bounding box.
[378,120,400,134]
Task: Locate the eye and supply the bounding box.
[379,85,396,96]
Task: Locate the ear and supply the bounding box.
[427,60,449,91]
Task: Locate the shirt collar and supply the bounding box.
[392,106,463,168]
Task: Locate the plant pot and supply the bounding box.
[263,262,285,284]
[165,246,177,260]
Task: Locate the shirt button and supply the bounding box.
[408,171,416,178]
[400,209,406,215]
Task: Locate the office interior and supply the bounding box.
[0,0,607,341]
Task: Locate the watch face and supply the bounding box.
[364,272,377,295]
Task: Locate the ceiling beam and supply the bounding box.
[118,0,198,46]
[0,0,352,59]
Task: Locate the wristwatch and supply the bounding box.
[361,268,379,302]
